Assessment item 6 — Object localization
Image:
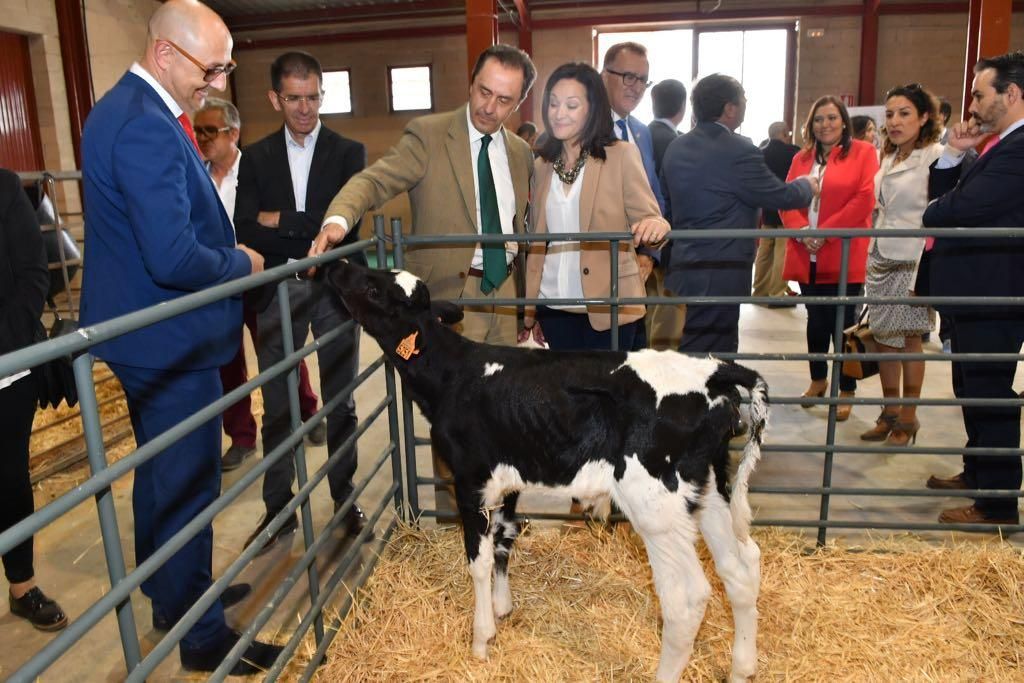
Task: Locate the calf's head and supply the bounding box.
[327,261,463,346]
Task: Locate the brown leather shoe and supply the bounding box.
[926,473,970,490]
[938,504,1019,526]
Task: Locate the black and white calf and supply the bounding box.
[328,262,768,683]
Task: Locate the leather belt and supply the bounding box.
[467,262,515,278]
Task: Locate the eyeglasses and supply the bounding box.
[194,125,232,139]
[164,39,237,82]
[605,68,653,89]
[275,93,324,106]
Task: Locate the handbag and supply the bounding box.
[841,308,878,380]
[34,300,80,410]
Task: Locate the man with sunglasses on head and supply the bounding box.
[601,42,666,349]
[80,0,282,674]
[234,51,370,555]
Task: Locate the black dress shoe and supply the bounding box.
[221,443,255,472]
[153,583,253,631]
[180,629,284,675]
[305,421,327,446]
[9,587,67,632]
[244,511,299,557]
[926,472,970,490]
[333,501,373,542]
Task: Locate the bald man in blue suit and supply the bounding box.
[80,0,282,674]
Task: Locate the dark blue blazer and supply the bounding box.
[660,121,813,297]
[923,123,1024,314]
[624,115,666,215]
[80,72,251,370]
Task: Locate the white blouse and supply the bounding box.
[538,166,587,312]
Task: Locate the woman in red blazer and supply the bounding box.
[781,96,879,421]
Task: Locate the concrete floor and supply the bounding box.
[3,300,1021,681]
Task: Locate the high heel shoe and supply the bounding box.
[860,411,898,441]
[800,379,828,408]
[885,418,920,446]
[835,391,855,422]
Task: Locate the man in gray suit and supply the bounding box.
[661,74,817,354]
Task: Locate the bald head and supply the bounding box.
[141,0,233,114]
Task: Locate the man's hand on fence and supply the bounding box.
[306,222,347,277]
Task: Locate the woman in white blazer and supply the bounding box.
[861,84,944,446]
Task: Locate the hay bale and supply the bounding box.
[318,525,1024,682]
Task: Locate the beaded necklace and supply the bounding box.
[554,149,588,184]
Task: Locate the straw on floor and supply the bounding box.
[318,523,1024,682]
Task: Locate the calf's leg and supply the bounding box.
[697,486,761,682]
[491,492,519,620]
[458,491,497,660]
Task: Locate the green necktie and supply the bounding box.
[478,134,506,294]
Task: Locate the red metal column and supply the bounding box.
[513,0,532,122]
[55,0,94,169]
[961,0,1012,119]
[466,0,498,82]
[857,0,880,105]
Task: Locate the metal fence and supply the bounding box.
[1,215,1021,679]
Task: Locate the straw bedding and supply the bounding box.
[318,524,1024,682]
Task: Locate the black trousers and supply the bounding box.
[537,306,639,351]
[256,279,360,513]
[948,313,1024,517]
[802,267,861,392]
[0,376,37,584]
[678,304,740,354]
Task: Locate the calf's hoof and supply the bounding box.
[471,635,495,660]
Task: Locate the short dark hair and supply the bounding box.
[850,115,874,140]
[651,79,687,119]
[270,51,323,92]
[939,99,953,123]
[515,121,537,137]
[602,41,647,69]
[880,83,942,157]
[691,74,744,123]
[538,62,616,163]
[470,44,537,102]
[975,50,1024,95]
[801,95,854,161]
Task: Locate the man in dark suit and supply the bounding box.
[79,0,281,673]
[753,121,801,302]
[922,51,1024,526]
[235,51,369,552]
[645,78,687,349]
[648,78,686,176]
[661,74,817,354]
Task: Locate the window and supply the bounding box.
[321,69,352,115]
[388,65,433,113]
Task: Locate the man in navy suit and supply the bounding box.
[234,51,370,553]
[79,0,281,673]
[601,42,666,349]
[661,74,816,354]
[923,51,1024,527]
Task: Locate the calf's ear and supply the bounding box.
[430,300,464,325]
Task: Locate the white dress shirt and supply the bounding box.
[208,149,241,228]
[538,166,587,311]
[466,107,515,268]
[285,120,321,213]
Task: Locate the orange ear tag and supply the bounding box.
[396,331,421,360]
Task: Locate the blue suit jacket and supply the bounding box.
[80,72,251,370]
[923,124,1024,314]
[660,121,813,296]
[625,115,666,215]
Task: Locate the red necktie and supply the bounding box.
[979,135,999,157]
[177,113,201,154]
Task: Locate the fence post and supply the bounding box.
[275,279,325,643]
[376,216,407,521]
[73,353,142,673]
[609,239,620,351]
[391,218,422,521]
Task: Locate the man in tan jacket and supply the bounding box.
[314,44,536,345]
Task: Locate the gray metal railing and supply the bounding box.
[0,217,405,681]
[388,222,1024,545]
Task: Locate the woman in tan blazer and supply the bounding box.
[521,62,668,351]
